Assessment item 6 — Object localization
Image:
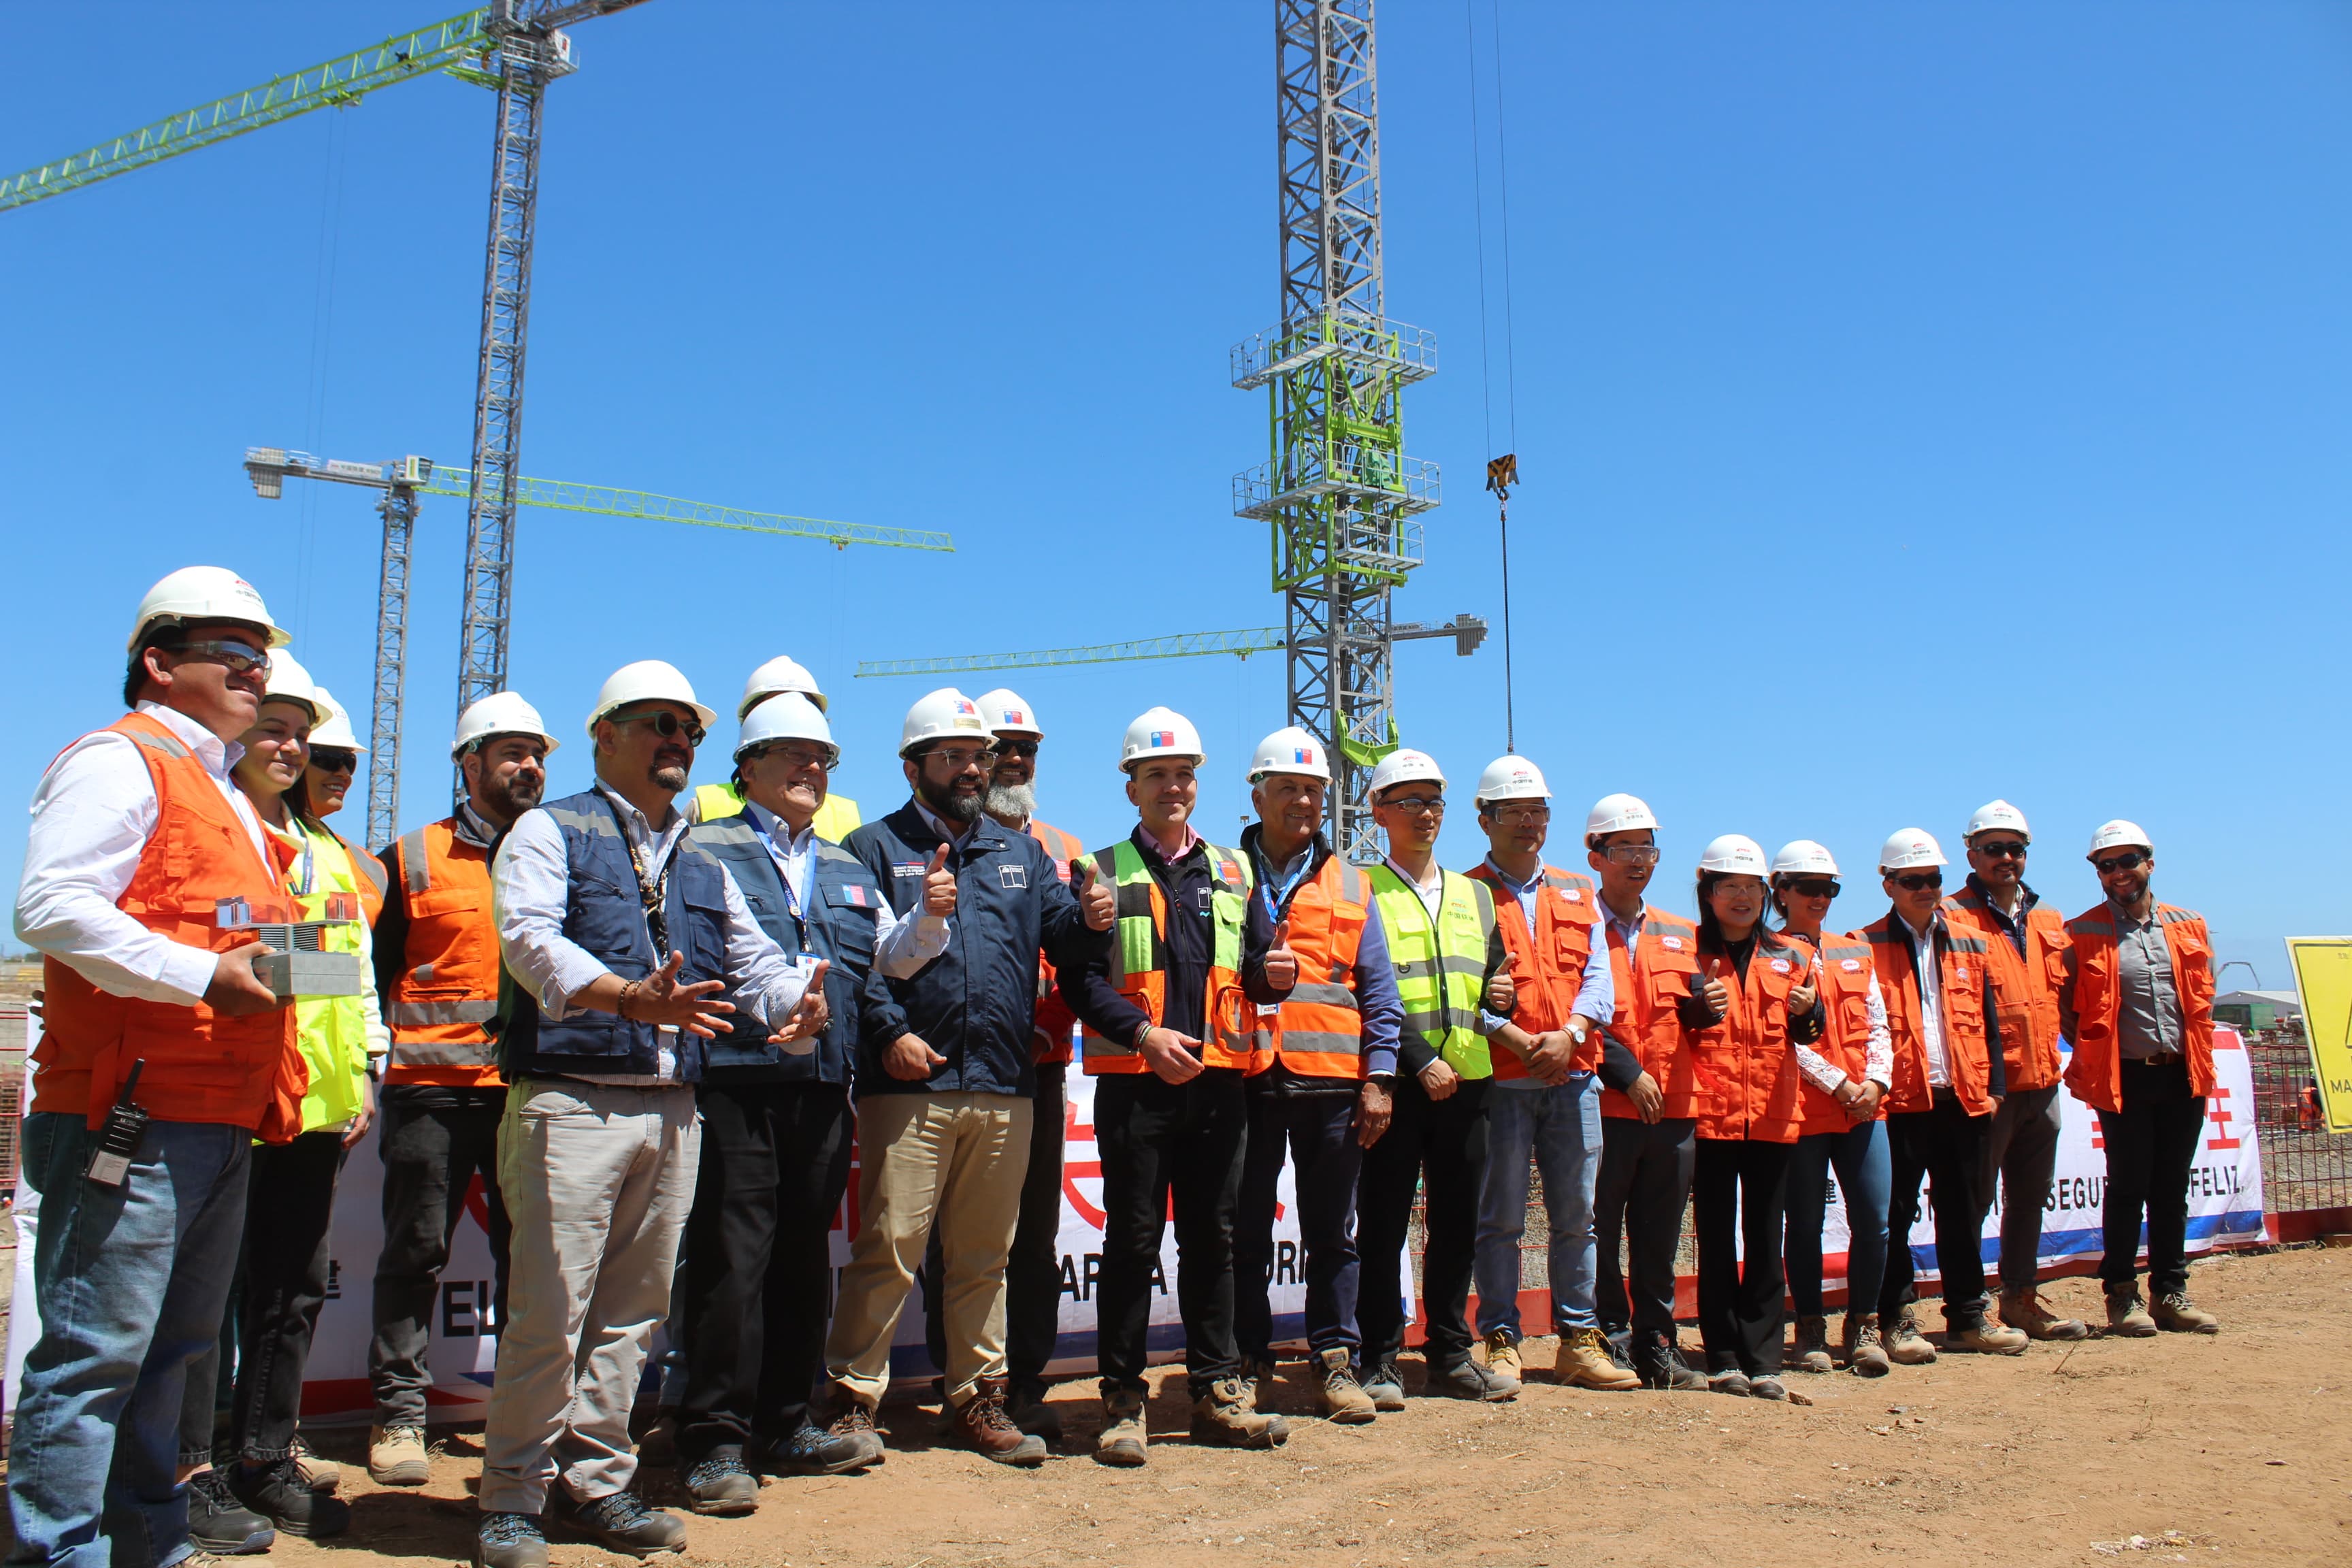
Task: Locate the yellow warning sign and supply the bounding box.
[2283,937,2352,1134]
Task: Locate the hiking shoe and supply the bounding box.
[2106,1286,2158,1337]
[1189,1377,1289,1448]
[1237,1356,1278,1413]
[1706,1368,1752,1397]
[1557,1326,1640,1390]
[766,1420,883,1475]
[2152,1291,2219,1334]
[1317,1348,1377,1424]
[1631,1331,1708,1392]
[1430,1358,1513,1401]
[1480,1328,1524,1394]
[185,1469,276,1556]
[1844,1312,1891,1377]
[1793,1314,1833,1373]
[1947,1318,2029,1356]
[228,1458,348,1539]
[290,1435,339,1493]
[824,1385,889,1456]
[1884,1307,1939,1365]
[1999,1288,2088,1341]
[1361,1360,1407,1411]
[952,1375,1047,1466]
[1749,1375,1788,1401]
[553,1488,687,1557]
[1095,1388,1148,1467]
[1008,1379,1064,1441]
[369,1424,431,1487]
[1603,1326,1635,1370]
[682,1451,759,1516]
[476,1512,548,1568]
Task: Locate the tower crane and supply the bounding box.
[852,616,1482,680]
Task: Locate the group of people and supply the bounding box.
[7,566,2225,1568]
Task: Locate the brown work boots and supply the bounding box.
[1094,1390,1148,1467]
[1999,1288,2089,1341]
[1190,1377,1289,1449]
[2151,1290,2219,1334]
[1317,1348,1377,1424]
[1842,1312,1891,1377]
[1556,1327,1640,1390]
[950,1376,1047,1467]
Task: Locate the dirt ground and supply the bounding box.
[230,1245,2351,1568]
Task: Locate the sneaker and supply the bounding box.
[1999,1288,2088,1341]
[476,1512,549,1568]
[1237,1356,1278,1413]
[1631,1331,1708,1392]
[1946,1318,2029,1356]
[2106,1286,2158,1337]
[1884,1307,1939,1365]
[1361,1360,1407,1412]
[369,1424,431,1487]
[1317,1348,1377,1425]
[228,1458,349,1539]
[1094,1388,1148,1467]
[1430,1358,1513,1402]
[1556,1326,1640,1391]
[290,1435,339,1493]
[1793,1315,1833,1374]
[1480,1328,1524,1394]
[185,1469,276,1556]
[766,1420,883,1476]
[823,1385,889,1458]
[951,1376,1048,1466]
[1843,1313,1891,1377]
[2152,1291,2219,1335]
[552,1488,688,1557]
[1008,1379,1064,1441]
[681,1451,758,1516]
[1749,1375,1788,1401]
[1189,1377,1289,1448]
[1706,1368,1752,1397]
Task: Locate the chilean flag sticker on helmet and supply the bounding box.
[954,698,978,715]
[1002,708,1027,728]
[1149,730,1175,748]
[1294,746,1316,764]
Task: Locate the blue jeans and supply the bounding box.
[1473,1075,1601,1340]
[7,1113,252,1568]
[1783,1119,1893,1319]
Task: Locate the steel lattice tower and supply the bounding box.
[1234,0,1437,864]
[368,480,420,850]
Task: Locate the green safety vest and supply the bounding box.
[1081,835,1260,1071]
[693,779,863,843]
[1369,864,1499,1078]
[274,816,373,1132]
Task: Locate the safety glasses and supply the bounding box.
[2093,851,2149,875]
[1889,870,1944,892]
[1382,795,1446,817]
[169,639,272,677]
[310,748,359,775]
[1786,877,1841,900]
[1974,839,2029,860]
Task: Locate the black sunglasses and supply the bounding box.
[1889,870,1944,892]
[310,748,359,774]
[2093,851,2149,875]
[1785,877,1841,899]
[616,709,706,747]
[994,738,1040,759]
[1974,839,2029,859]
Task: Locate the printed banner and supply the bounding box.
[2284,937,2352,1132]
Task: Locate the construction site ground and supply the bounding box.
[0,1243,2325,1568]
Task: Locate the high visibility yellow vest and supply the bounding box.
[272,816,373,1132]
[693,779,862,843]
[1080,836,1260,1073]
[1369,865,1499,1078]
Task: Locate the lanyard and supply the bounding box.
[599,789,681,954]
[745,807,811,947]
[1257,844,1316,921]
[288,821,317,898]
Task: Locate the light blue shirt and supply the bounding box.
[1480,855,1616,1060]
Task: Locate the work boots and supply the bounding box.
[368,1424,431,1487]
[1631,1330,1707,1392]
[822,1384,890,1464]
[1480,1329,1524,1395]
[2152,1291,2219,1334]
[1884,1307,1939,1365]
[1095,1389,1148,1467]
[1238,1356,1278,1412]
[1793,1315,1833,1373]
[1946,1316,2030,1356]
[1190,1377,1290,1449]
[1999,1288,2089,1341]
[1361,1359,1407,1411]
[1556,1327,1640,1390]
[1007,1379,1064,1442]
[681,1450,758,1516]
[951,1376,1048,1466]
[551,1488,688,1558]
[2106,1286,2158,1337]
[1842,1313,1891,1377]
[1317,1348,1377,1425]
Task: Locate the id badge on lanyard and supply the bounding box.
[747,812,812,948]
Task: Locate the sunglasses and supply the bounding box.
[1784,877,1841,899]
[1889,870,1944,892]
[169,639,272,677]
[616,709,706,747]
[1974,839,2029,860]
[2093,851,2149,875]
[310,748,359,775]
[993,738,1040,759]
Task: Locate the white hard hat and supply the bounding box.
[308,685,365,753]
[738,691,838,766]
[2087,819,2153,858]
[1878,828,1948,872]
[587,660,715,736]
[1586,791,1661,840]
[1473,753,1548,804]
[127,566,291,652]
[1366,749,1446,797]
[1965,799,2031,843]
[452,691,559,760]
[1770,839,1840,877]
[976,688,1042,738]
[258,649,322,723]
[739,654,827,718]
[1697,834,1769,875]
[1120,706,1205,772]
[1247,725,1330,783]
[900,687,994,757]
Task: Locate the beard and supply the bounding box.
[917,774,982,823]
[651,762,689,793]
[984,781,1036,826]
[483,770,544,821]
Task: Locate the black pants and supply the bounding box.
[1595,1115,1697,1339]
[1235,1088,1364,1365]
[370,1085,512,1428]
[180,1130,346,1467]
[679,1079,855,1458]
[2095,1059,2206,1298]
[1094,1069,1249,1396]
[1881,1092,1993,1328]
[1693,1137,1791,1375]
[1358,1073,1488,1371]
[926,1063,1067,1388]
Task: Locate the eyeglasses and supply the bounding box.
[1601,843,1661,864]
[993,738,1040,760]
[1784,877,1841,899]
[924,745,997,771]
[1382,795,1446,816]
[2093,851,2149,875]
[168,639,272,677]
[1889,870,1944,892]
[751,743,834,772]
[310,748,359,775]
[615,709,706,747]
[1488,804,1550,823]
[1974,839,2029,860]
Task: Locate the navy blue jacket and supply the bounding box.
[843,801,1105,1099]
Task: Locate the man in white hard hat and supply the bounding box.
[1231,726,1400,1427]
[1859,830,2025,1363]
[691,655,860,840]
[1460,756,1641,1395]
[1944,801,2087,1341]
[2059,822,2221,1335]
[1061,708,1296,1460]
[478,662,828,1568]
[1354,751,1520,1403]
[12,568,301,1568]
[821,690,1113,1469]
[364,691,557,1488]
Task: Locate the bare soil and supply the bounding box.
[263,1245,2351,1568]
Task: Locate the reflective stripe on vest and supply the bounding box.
[1369,866,1496,1078]
[1864,913,1994,1115]
[384,818,503,1073]
[2061,900,2217,1115]
[278,817,372,1132]
[1258,857,1369,1077]
[1079,836,1258,1073]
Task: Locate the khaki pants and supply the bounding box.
[478,1080,700,1515]
[824,1092,1031,1405]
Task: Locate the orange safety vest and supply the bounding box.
[1681,938,1808,1143]
[1079,836,1258,1074]
[1599,906,1701,1120]
[1784,928,1885,1137]
[1467,862,1604,1080]
[1251,852,1371,1079]
[383,818,506,1089]
[1945,884,2065,1094]
[346,837,387,927]
[2060,900,2216,1114]
[1863,907,1997,1117]
[35,711,302,1132]
[1028,817,1085,1066]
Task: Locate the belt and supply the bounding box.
[2124,1050,2185,1067]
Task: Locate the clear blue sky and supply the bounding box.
[4,2,2346,983]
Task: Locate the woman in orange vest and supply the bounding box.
[1678,836,1816,1399]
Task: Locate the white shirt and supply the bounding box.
[1791,959,1895,1096]
[740,800,948,979]
[1479,855,1616,1027]
[1383,855,1447,919]
[15,702,274,1004]
[492,781,814,1083]
[1903,914,1950,1088]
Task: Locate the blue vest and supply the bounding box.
[497,789,732,1082]
[689,809,880,1084]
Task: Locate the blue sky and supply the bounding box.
[4,2,2346,982]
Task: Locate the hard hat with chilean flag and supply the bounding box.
[1120,706,1203,772]
[976,688,1042,739]
[1247,725,1330,783]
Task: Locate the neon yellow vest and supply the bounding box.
[1369,865,1499,1077]
[1079,836,1259,1071]
[694,780,862,843]
[272,817,372,1132]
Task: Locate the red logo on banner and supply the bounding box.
[2206,1084,2241,1152]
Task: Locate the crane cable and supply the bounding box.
[1467,0,1522,750]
